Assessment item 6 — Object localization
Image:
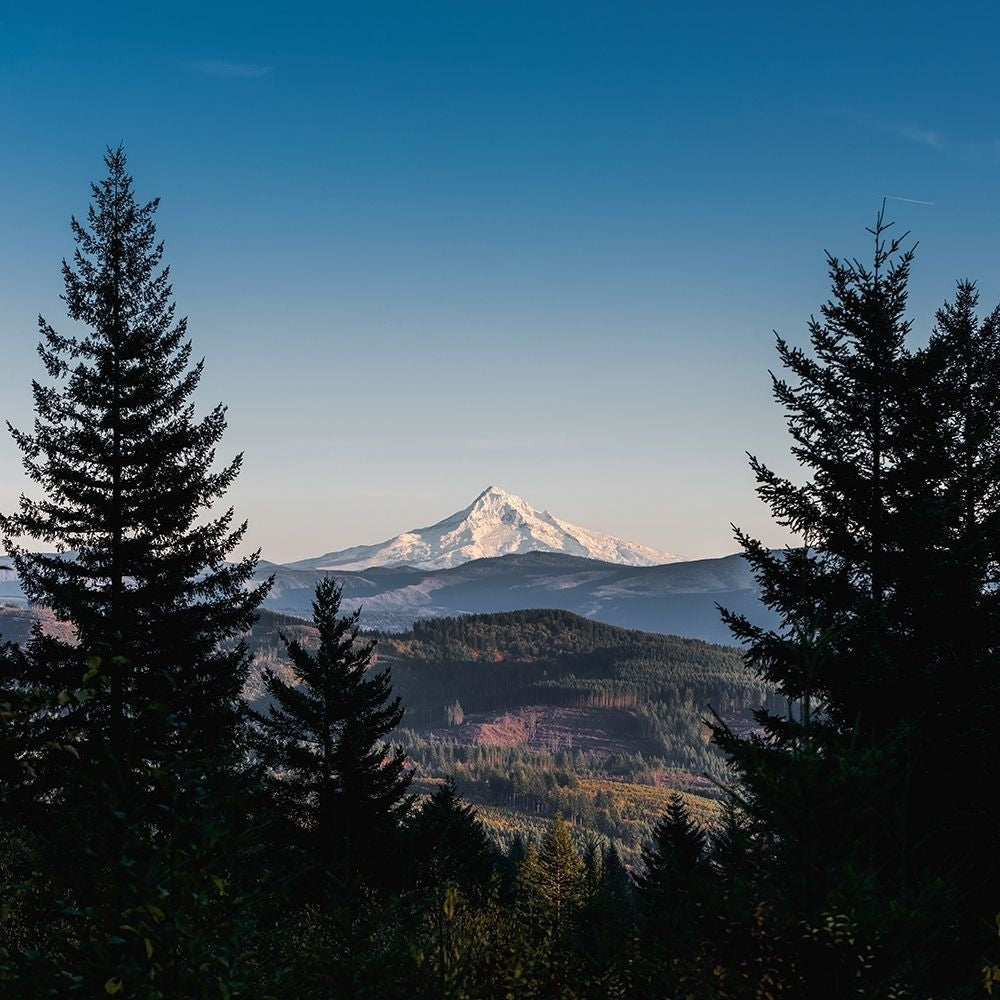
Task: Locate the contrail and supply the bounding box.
[885,195,935,206]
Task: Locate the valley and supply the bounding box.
[244,606,771,861]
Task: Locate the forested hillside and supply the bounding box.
[380,608,764,730]
[245,607,765,859]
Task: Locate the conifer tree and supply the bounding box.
[408,777,497,898]
[520,813,585,927]
[634,792,706,899]
[0,147,268,796]
[251,576,412,891]
[895,280,1000,923]
[0,146,270,997]
[631,794,712,994]
[714,211,917,882]
[720,207,915,733]
[578,840,635,975]
[714,210,1000,993]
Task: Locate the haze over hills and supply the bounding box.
[253,488,766,642]
[1,489,771,645]
[0,565,24,606]
[256,550,773,645]
[288,485,682,572]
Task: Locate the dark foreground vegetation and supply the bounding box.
[2,150,999,997]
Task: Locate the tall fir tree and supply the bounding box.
[632,792,710,994]
[251,576,412,892]
[0,146,268,795]
[714,209,1000,994]
[519,813,585,928]
[898,279,1000,927]
[634,791,707,900]
[721,207,915,733]
[0,147,272,997]
[577,840,635,978]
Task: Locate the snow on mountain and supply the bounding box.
[287,486,683,572]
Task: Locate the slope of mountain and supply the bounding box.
[3,552,768,648]
[242,607,770,860]
[258,550,774,645]
[288,485,681,572]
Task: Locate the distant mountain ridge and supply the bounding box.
[288,486,682,572]
[257,550,774,645]
[2,491,770,645]
[2,550,771,651]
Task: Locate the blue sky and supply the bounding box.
[2,1,999,562]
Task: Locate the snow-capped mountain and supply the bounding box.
[287,486,683,572]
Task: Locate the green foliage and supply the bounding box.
[634,791,707,897]
[378,609,765,767]
[407,777,499,899]
[520,813,586,926]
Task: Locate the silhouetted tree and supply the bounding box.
[715,209,1000,995]
[634,792,706,900]
[715,209,916,889]
[0,640,31,796]
[251,576,412,892]
[631,792,710,991]
[0,146,268,797]
[408,777,498,898]
[0,146,270,998]
[577,839,635,979]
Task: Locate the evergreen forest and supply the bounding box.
[246,605,766,863]
[2,149,999,998]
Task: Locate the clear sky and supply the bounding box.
[2,1,999,563]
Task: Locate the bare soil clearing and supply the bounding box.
[421,704,667,758]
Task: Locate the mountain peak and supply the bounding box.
[476,485,510,501]
[288,488,683,573]
[466,485,534,521]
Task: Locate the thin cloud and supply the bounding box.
[191,60,271,79]
[891,123,944,149]
[834,107,947,152]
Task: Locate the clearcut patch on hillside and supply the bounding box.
[421,704,677,758]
